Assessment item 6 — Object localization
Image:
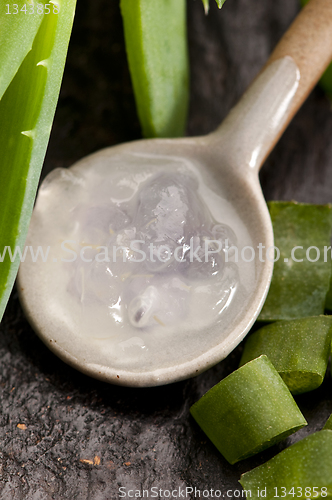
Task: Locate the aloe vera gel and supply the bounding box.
[18,149,256,375]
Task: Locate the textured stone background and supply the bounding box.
[1,0,332,498]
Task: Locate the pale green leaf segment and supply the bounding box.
[0,0,77,322]
[240,430,332,499]
[258,202,332,321]
[120,0,189,138]
[190,356,306,465]
[240,316,332,394]
[0,1,45,100]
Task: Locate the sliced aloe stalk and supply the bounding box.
[240,316,332,394]
[120,0,189,138]
[190,355,306,465]
[240,430,332,499]
[0,0,77,322]
[258,202,332,321]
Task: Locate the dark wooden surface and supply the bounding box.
[1,0,332,498]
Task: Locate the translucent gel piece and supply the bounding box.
[21,153,255,370]
[66,170,239,336]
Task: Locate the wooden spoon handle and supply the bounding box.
[263,0,332,151]
[208,0,332,171]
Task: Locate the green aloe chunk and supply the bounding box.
[301,0,332,98]
[240,430,332,499]
[120,0,189,138]
[240,316,332,394]
[190,356,307,465]
[258,202,332,321]
[0,0,77,322]
[323,415,332,430]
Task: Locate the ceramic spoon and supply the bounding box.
[18,0,332,387]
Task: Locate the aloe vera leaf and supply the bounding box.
[201,0,227,13]
[120,0,189,138]
[323,414,332,430]
[240,316,332,394]
[0,1,47,100]
[201,0,210,13]
[240,430,332,499]
[190,356,306,465]
[215,0,227,7]
[258,202,332,321]
[0,0,76,322]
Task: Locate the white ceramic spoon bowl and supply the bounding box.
[18,0,332,386]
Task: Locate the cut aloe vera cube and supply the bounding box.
[190,356,306,465]
[258,202,332,321]
[324,414,332,430]
[240,430,332,499]
[240,316,332,394]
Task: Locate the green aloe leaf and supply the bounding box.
[0,0,45,100]
[201,0,227,13]
[202,0,210,14]
[215,0,227,7]
[120,0,189,138]
[0,0,76,322]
